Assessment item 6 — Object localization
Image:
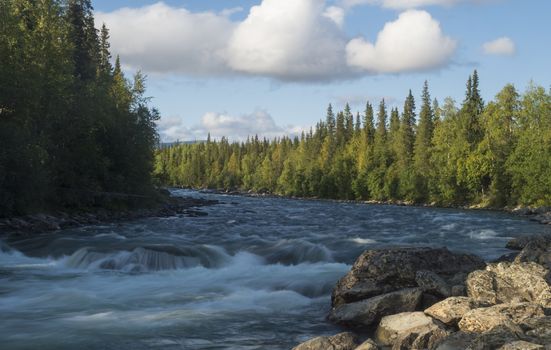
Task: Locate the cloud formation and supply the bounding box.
[227,0,348,81]
[97,1,457,81]
[158,111,303,142]
[346,10,456,73]
[483,37,516,56]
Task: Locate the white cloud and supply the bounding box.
[483,37,516,56]
[341,0,496,9]
[346,10,456,73]
[96,3,235,75]
[323,6,346,27]
[98,1,457,81]
[158,111,304,142]
[226,0,349,81]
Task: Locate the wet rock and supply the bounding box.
[498,341,544,350]
[466,262,551,308]
[458,303,545,333]
[416,270,451,297]
[332,247,485,307]
[375,311,444,347]
[329,288,423,327]
[425,297,487,326]
[355,339,379,350]
[292,332,359,350]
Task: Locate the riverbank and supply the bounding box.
[0,191,219,236]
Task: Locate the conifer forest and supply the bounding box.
[0,0,160,216]
[155,74,551,208]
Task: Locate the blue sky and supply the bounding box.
[93,0,550,141]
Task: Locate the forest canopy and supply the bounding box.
[155,73,551,208]
[0,0,160,216]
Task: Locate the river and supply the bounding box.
[1,189,549,349]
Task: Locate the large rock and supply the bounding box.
[466,262,551,308]
[329,288,423,327]
[498,341,544,350]
[292,332,359,350]
[458,303,545,333]
[374,311,449,349]
[425,297,487,326]
[332,247,486,307]
[375,312,440,346]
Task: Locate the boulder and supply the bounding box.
[425,297,487,326]
[466,262,551,308]
[292,332,359,350]
[375,312,441,346]
[329,288,423,327]
[498,341,544,350]
[392,327,449,350]
[515,240,551,270]
[332,247,485,307]
[355,339,379,350]
[458,303,545,333]
[416,270,452,297]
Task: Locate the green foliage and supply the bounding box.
[0,0,159,216]
[156,73,551,208]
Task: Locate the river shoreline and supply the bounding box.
[0,193,219,236]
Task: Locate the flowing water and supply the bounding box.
[1,189,550,349]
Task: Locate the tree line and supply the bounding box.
[0,0,159,216]
[155,72,551,208]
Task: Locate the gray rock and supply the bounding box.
[332,247,485,307]
[466,262,551,308]
[434,332,477,350]
[392,327,449,350]
[416,270,451,297]
[329,288,423,327]
[292,332,359,350]
[375,312,440,346]
[515,240,551,270]
[425,297,487,326]
[498,341,544,350]
[451,285,467,297]
[458,303,545,333]
[521,316,551,345]
[466,324,523,350]
[355,339,379,350]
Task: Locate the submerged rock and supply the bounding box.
[292,332,359,350]
[332,247,485,307]
[329,288,423,327]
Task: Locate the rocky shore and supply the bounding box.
[0,194,219,236]
[293,234,551,350]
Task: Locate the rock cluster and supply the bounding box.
[293,235,551,350]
